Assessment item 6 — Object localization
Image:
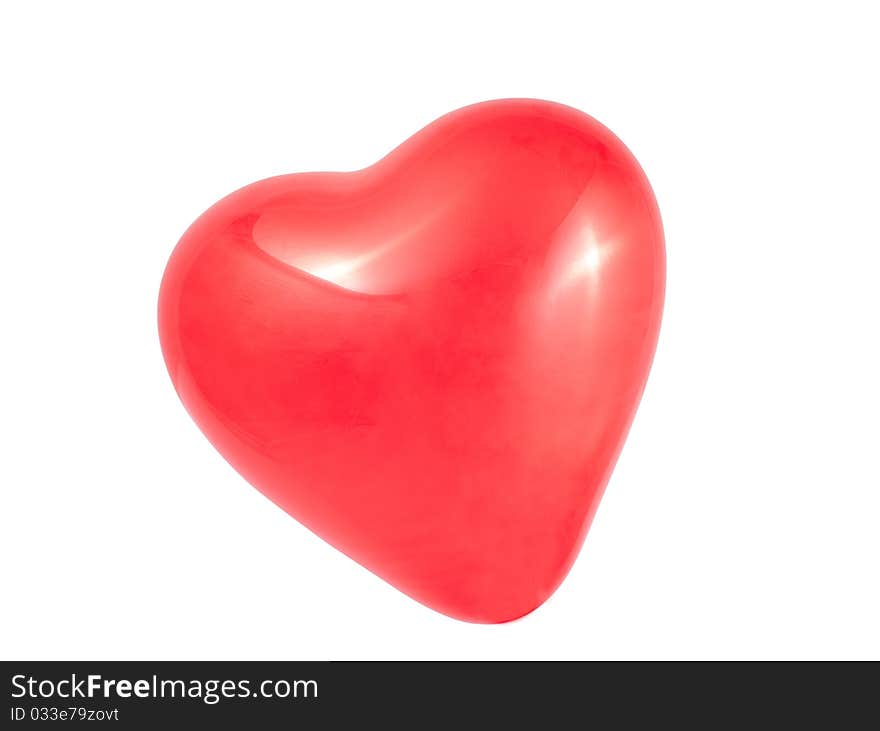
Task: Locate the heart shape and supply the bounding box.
[158,99,665,623]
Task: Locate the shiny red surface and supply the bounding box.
[158,99,665,623]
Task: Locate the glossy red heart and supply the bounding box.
[158,99,665,623]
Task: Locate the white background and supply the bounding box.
[2,1,878,660]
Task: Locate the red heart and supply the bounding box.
[158,99,665,623]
